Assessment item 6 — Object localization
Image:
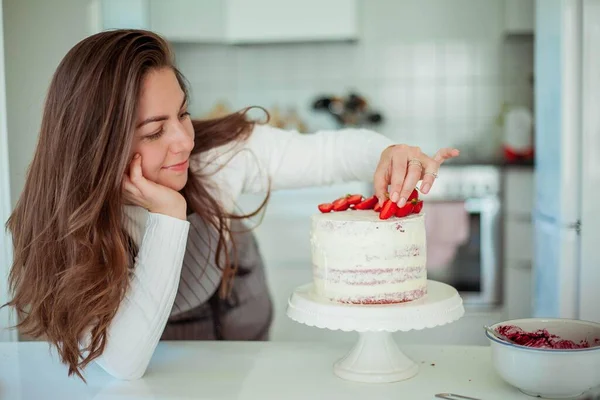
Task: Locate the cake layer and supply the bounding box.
[310,210,427,304]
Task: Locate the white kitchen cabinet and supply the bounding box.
[149,0,225,42]
[90,0,150,32]
[504,219,533,260]
[225,0,358,44]
[502,168,535,319]
[94,0,358,44]
[504,167,534,217]
[92,0,224,41]
[504,0,535,34]
[504,260,533,319]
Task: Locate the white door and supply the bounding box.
[0,0,17,341]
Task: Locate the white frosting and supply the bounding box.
[310,210,427,304]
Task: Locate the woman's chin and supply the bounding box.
[160,174,188,192]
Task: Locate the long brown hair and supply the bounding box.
[3,30,268,379]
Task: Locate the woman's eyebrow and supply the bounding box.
[136,96,188,128]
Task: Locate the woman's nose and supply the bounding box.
[171,125,194,153]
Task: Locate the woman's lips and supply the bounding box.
[163,159,189,172]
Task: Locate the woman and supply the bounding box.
[4,30,458,380]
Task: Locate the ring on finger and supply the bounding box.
[424,171,438,178]
[408,159,423,169]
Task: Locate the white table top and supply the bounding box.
[0,341,575,399]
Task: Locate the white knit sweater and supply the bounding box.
[91,123,393,379]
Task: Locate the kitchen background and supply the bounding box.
[165,0,536,345]
[2,0,597,345]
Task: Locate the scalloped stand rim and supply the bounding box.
[286,280,465,383]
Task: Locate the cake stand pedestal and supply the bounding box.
[286,280,465,383]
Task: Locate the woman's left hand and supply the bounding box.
[373,145,460,207]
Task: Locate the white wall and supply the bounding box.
[4,0,92,206]
[0,0,17,341]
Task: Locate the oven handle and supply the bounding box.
[464,196,502,306]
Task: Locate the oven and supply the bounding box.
[422,165,502,308]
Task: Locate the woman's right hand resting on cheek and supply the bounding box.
[122,153,187,220]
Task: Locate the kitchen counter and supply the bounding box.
[0,341,548,400]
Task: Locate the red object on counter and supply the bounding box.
[503,146,534,162]
[503,106,534,162]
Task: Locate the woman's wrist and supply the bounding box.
[150,197,187,220]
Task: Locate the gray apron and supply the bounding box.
[161,219,274,341]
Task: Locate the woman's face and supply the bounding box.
[130,67,194,191]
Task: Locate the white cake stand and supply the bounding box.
[286,280,465,383]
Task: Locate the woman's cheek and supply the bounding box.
[138,152,159,182]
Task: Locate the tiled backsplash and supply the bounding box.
[173,0,533,157]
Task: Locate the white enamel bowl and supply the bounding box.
[485,318,600,399]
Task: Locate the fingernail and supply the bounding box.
[398,197,406,207]
[421,183,431,193]
[135,154,140,159]
[390,192,400,203]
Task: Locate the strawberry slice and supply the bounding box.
[395,202,414,217]
[413,200,423,214]
[354,195,378,210]
[318,203,333,213]
[408,188,419,202]
[379,199,397,220]
[332,198,350,211]
[374,192,390,212]
[346,194,363,205]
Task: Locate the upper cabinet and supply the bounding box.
[504,0,535,34]
[91,0,150,31]
[149,0,225,43]
[92,0,359,44]
[225,0,358,44]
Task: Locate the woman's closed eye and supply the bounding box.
[145,129,164,141]
[144,111,189,141]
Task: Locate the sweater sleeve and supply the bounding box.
[239,124,394,193]
[194,124,395,211]
[92,212,189,380]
